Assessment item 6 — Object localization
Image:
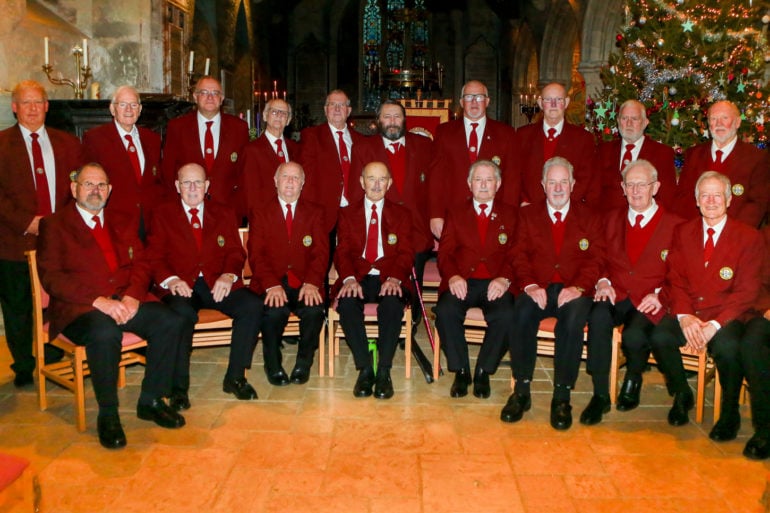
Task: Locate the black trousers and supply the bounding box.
[164,277,262,384]
[337,274,407,370]
[741,316,770,433]
[0,259,34,375]
[435,278,513,374]
[650,316,745,416]
[587,297,656,383]
[509,283,592,389]
[261,277,325,372]
[61,302,186,409]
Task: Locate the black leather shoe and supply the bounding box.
[616,379,642,412]
[169,392,191,411]
[97,414,126,449]
[43,344,65,365]
[13,371,33,388]
[137,398,185,429]
[473,368,491,399]
[709,413,740,442]
[374,369,394,399]
[266,368,290,386]
[290,365,311,385]
[667,390,694,426]
[353,367,375,398]
[223,376,258,400]
[282,336,299,345]
[743,433,770,460]
[500,392,531,423]
[450,369,472,398]
[550,399,573,430]
[579,395,611,426]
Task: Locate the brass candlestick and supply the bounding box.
[42,45,92,99]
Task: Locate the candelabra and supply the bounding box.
[42,45,91,100]
[519,87,540,123]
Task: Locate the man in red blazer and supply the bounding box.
[434,160,517,400]
[650,171,762,432]
[513,82,597,207]
[0,80,84,387]
[334,162,414,399]
[240,98,300,213]
[595,100,677,212]
[585,159,684,425]
[37,163,189,449]
[249,162,328,386]
[350,100,433,330]
[299,89,366,234]
[161,76,250,217]
[145,163,263,405]
[428,80,517,239]
[83,85,166,239]
[674,100,769,227]
[503,156,604,430]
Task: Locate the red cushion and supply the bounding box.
[0,453,29,490]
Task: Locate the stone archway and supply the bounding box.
[539,0,579,89]
[578,0,623,98]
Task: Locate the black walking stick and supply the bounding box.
[411,266,443,378]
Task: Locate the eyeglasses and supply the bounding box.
[179,180,206,189]
[462,94,488,102]
[623,181,656,190]
[78,181,109,191]
[541,97,566,106]
[325,102,348,109]
[268,109,289,118]
[195,90,222,98]
[18,100,46,107]
[113,102,140,109]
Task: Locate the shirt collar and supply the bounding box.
[628,199,658,226]
[547,201,570,222]
[543,119,565,136]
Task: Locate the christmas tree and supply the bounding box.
[587,0,770,164]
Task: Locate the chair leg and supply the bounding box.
[74,349,87,432]
[404,308,412,379]
[609,326,622,405]
[318,318,326,377]
[694,352,707,424]
[713,367,722,423]
[432,327,441,381]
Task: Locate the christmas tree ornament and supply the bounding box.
[639,16,647,25]
[669,86,677,95]
[671,111,680,126]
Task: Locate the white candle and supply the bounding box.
[188,51,194,73]
[82,39,88,66]
[44,37,49,65]
[246,109,251,129]
[204,58,210,76]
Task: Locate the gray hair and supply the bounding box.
[621,159,658,182]
[541,156,575,183]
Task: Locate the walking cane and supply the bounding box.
[411,266,443,377]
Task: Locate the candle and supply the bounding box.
[204,58,210,76]
[188,51,194,73]
[44,37,49,65]
[283,91,286,100]
[264,92,268,102]
[82,39,88,66]
[273,80,277,91]
[246,109,251,129]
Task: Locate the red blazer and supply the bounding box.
[299,124,366,232]
[437,199,518,292]
[161,112,250,215]
[665,217,762,325]
[333,198,414,294]
[602,206,684,323]
[0,124,84,261]
[428,119,518,219]
[596,137,677,213]
[349,133,434,252]
[513,200,604,294]
[247,196,328,295]
[144,199,245,294]
[755,226,770,314]
[675,141,770,227]
[240,134,300,215]
[37,204,150,337]
[514,122,598,207]
[83,123,166,226]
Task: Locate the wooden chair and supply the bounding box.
[27,250,147,432]
[419,258,441,304]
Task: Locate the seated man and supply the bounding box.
[586,159,683,423]
[37,163,189,449]
[334,162,413,399]
[248,162,328,386]
[434,159,516,399]
[650,171,761,430]
[504,156,603,430]
[146,163,263,403]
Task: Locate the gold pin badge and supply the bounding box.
[719,266,734,280]
[387,234,398,245]
[579,238,590,251]
[660,249,669,261]
[303,235,313,247]
[217,235,225,247]
[128,246,134,260]
[420,172,425,183]
[230,152,238,162]
[492,156,501,166]
[498,233,508,244]
[732,183,744,196]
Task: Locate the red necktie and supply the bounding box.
[713,149,724,172]
[704,227,715,267]
[124,134,142,183]
[337,130,351,198]
[544,127,558,160]
[189,207,203,249]
[91,215,118,272]
[276,138,287,162]
[388,141,406,194]
[551,211,566,282]
[30,133,52,216]
[633,213,644,228]
[468,123,479,163]
[622,143,635,171]
[477,203,489,243]
[204,121,215,172]
[285,203,302,288]
[365,204,379,263]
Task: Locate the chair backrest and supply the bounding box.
[238,227,252,283]
[25,250,49,351]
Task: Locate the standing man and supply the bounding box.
[434,160,516,399]
[0,80,84,387]
[145,163,263,404]
[161,76,250,217]
[674,100,769,227]
[37,163,188,449]
[240,98,300,212]
[514,82,597,207]
[503,157,603,430]
[586,159,683,423]
[83,85,165,239]
[650,171,761,431]
[249,162,328,385]
[428,80,517,239]
[596,99,677,212]
[334,162,413,399]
